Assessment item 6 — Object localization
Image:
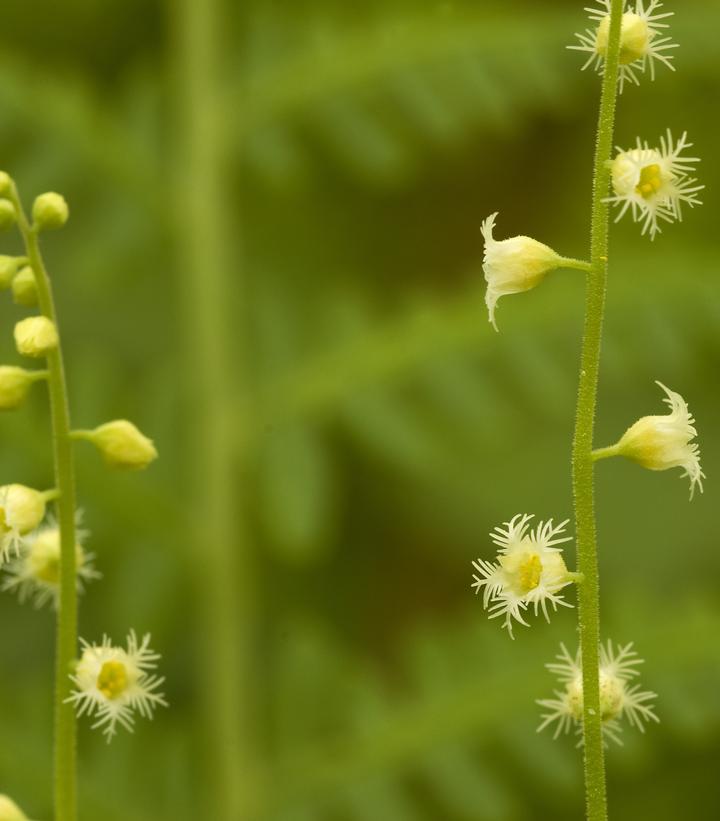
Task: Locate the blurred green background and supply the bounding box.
[0,0,718,818]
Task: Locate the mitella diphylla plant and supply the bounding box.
[472,2,704,819]
[0,174,164,821]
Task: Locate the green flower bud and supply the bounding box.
[11,266,38,307]
[74,420,158,470]
[32,192,69,230]
[14,316,59,358]
[0,172,12,196]
[0,366,46,410]
[0,199,17,231]
[0,256,24,289]
[0,484,47,536]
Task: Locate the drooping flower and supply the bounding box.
[67,631,167,742]
[481,213,565,331]
[607,130,703,239]
[2,522,99,609]
[0,484,48,563]
[471,514,578,637]
[537,641,659,745]
[569,0,678,92]
[599,381,703,498]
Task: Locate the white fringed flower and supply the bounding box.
[569,0,677,92]
[471,514,578,637]
[607,130,703,239]
[481,213,564,331]
[67,631,167,742]
[537,641,659,745]
[0,484,48,564]
[614,381,704,498]
[2,522,99,609]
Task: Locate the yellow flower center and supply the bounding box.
[97,661,129,700]
[517,553,542,594]
[636,164,663,199]
[35,553,60,584]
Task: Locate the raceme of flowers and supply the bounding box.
[0,175,164,748]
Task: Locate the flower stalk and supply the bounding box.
[571,0,624,818]
[7,183,79,821]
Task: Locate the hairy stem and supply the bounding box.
[176,0,254,818]
[10,184,78,821]
[571,1,623,819]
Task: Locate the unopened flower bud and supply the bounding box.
[0,795,29,821]
[481,213,564,331]
[0,199,17,231]
[75,420,158,470]
[0,485,48,552]
[0,366,46,410]
[11,266,38,307]
[14,316,58,358]
[0,172,12,196]
[0,256,24,289]
[32,192,69,230]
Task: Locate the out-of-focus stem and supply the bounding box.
[571,1,623,819]
[10,183,79,821]
[176,1,252,818]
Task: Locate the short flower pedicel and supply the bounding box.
[471,514,580,637]
[569,0,677,92]
[67,631,167,742]
[608,130,703,238]
[537,642,659,745]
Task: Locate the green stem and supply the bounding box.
[10,184,78,821]
[571,1,623,819]
[176,1,253,818]
[591,445,620,462]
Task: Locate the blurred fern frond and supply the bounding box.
[254,594,720,820]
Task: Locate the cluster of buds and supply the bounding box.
[0,172,165,778]
[473,1,705,750]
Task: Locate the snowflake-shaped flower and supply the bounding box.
[66,631,167,741]
[607,130,703,239]
[2,522,100,609]
[614,381,704,498]
[537,641,659,745]
[569,0,677,92]
[471,514,578,638]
